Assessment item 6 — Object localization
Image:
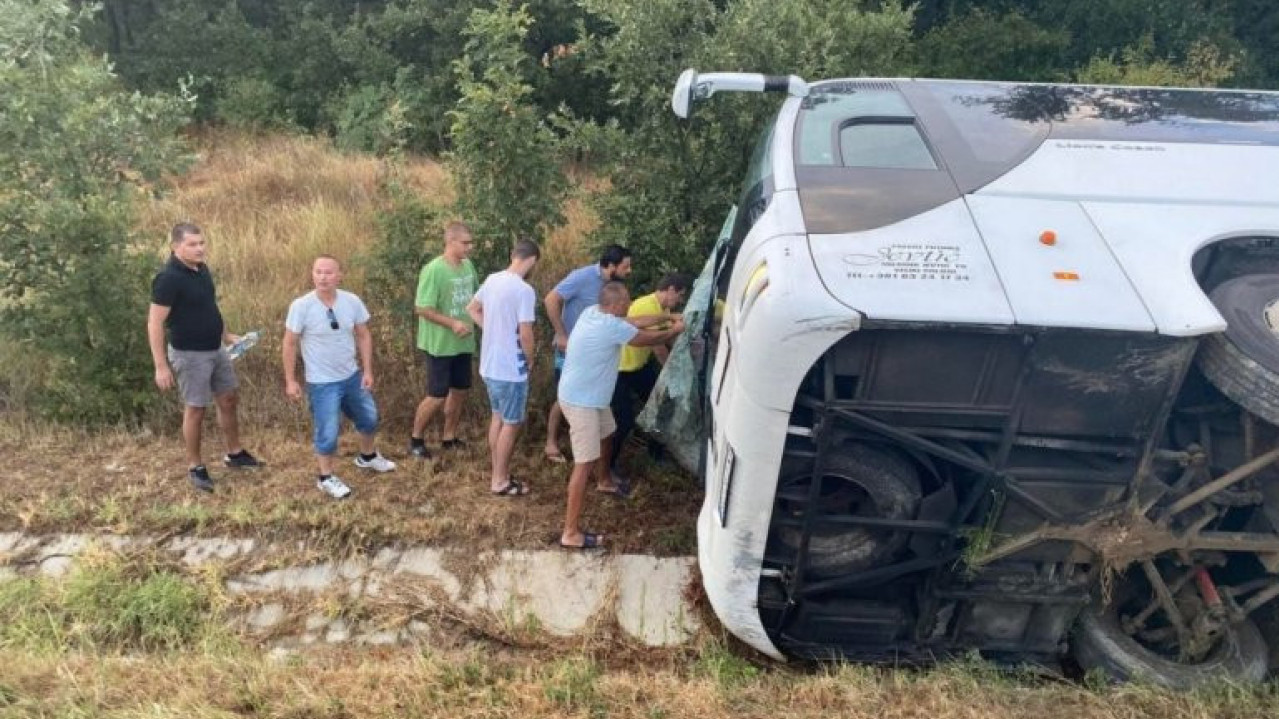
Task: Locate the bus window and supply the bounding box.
[839,121,937,170]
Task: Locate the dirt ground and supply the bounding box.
[0,415,701,556]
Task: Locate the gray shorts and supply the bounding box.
[168,347,238,407]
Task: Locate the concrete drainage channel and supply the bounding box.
[0,532,701,649]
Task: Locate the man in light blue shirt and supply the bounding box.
[283,255,396,499]
[557,281,683,549]
[542,245,632,463]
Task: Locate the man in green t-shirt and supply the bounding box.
[410,221,478,458]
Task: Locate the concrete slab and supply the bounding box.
[615,555,699,646]
[0,532,702,648]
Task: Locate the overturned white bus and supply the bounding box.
[669,70,1279,685]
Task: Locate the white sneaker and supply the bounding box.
[317,475,352,499]
[354,452,396,473]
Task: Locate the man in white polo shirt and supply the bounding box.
[557,281,683,549]
[283,255,395,499]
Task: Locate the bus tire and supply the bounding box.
[1200,273,1279,425]
[1072,597,1270,688]
[775,442,921,578]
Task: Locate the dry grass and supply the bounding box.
[0,645,1274,719]
[0,417,699,556]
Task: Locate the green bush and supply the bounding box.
[0,0,191,425]
[365,179,447,334]
[218,75,295,130]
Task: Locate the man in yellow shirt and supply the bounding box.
[609,273,690,485]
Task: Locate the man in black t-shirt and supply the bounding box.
[147,223,261,492]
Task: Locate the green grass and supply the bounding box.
[0,546,230,654]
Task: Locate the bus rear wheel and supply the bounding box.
[1071,569,1270,687]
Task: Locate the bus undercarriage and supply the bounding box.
[759,320,1279,683]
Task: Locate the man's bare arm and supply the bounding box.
[628,320,685,348]
[355,322,374,382]
[519,321,536,370]
[282,329,302,399]
[147,303,174,390]
[466,298,484,329]
[625,314,669,330]
[544,290,566,335]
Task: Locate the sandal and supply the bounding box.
[544,450,567,464]
[596,477,631,499]
[559,532,604,550]
[491,479,531,497]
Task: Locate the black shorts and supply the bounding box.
[423,351,473,398]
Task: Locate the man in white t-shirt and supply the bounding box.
[466,238,540,496]
[283,255,396,500]
[557,281,683,549]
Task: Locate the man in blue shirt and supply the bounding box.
[542,245,632,463]
[556,281,683,550]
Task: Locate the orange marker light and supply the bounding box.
[1040,230,1057,246]
[1053,271,1080,281]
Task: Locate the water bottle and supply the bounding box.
[226,330,260,361]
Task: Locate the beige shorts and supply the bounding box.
[560,402,616,464]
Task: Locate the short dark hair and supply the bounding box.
[598,244,631,269]
[598,280,629,308]
[170,222,202,245]
[656,272,691,293]
[512,237,541,260]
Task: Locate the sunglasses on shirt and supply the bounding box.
[326,307,339,330]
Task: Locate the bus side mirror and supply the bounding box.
[671,68,810,119]
[672,69,698,119]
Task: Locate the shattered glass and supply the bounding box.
[638,208,736,474]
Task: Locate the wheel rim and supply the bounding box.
[1115,564,1231,665]
[1263,297,1279,336]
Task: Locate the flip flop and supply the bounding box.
[560,532,604,550]
[544,450,567,464]
[596,478,631,499]
[491,479,531,497]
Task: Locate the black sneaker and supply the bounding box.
[223,449,263,468]
[188,465,214,493]
[408,442,431,459]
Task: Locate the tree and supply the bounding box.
[1075,34,1236,88]
[447,0,567,273]
[0,0,191,422]
[580,0,916,286]
[917,7,1070,81]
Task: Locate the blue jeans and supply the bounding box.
[483,377,528,425]
[307,371,379,455]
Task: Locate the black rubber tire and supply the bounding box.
[1199,274,1279,425]
[1072,593,1270,688]
[774,442,922,578]
[1255,601,1279,677]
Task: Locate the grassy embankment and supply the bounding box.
[1,549,1276,719]
[0,132,698,555]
